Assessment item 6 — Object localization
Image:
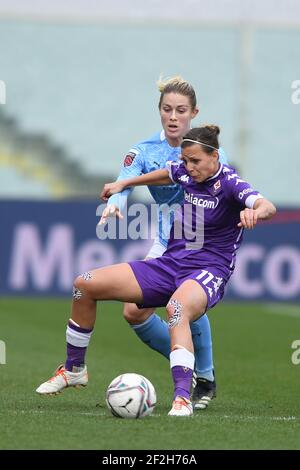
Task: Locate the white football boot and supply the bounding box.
[168,396,193,417]
[36,364,88,395]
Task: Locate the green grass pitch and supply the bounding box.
[0,298,299,450]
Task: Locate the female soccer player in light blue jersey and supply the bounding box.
[100,77,228,409]
[36,125,276,417]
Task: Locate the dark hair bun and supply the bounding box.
[204,125,220,136]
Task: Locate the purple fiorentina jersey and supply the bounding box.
[166,161,263,278]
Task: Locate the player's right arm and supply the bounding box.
[99,149,144,225]
[101,169,172,201]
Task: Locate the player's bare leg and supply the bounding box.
[36,264,143,395]
[124,287,216,406]
[71,264,143,329]
[123,303,154,325]
[166,280,207,416]
[123,249,172,359]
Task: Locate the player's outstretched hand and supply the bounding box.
[100,182,125,201]
[238,208,258,229]
[98,204,123,226]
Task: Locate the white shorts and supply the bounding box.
[145,236,166,259]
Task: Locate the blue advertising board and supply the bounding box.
[1,200,300,301]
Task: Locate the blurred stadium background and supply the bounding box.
[1,0,300,450]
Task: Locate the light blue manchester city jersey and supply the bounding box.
[108,130,228,247]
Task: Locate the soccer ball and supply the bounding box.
[106,373,157,419]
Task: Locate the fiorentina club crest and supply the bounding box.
[214,179,221,191]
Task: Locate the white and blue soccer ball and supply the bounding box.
[106,373,157,419]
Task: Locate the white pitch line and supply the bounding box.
[270,417,296,421]
[264,303,300,318]
[1,410,106,417]
[222,415,297,421]
[1,411,298,421]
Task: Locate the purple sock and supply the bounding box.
[65,321,93,371]
[171,365,193,401]
[65,343,87,371]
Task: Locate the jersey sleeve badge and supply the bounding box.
[123,151,137,167]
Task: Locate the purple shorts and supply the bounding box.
[129,254,229,312]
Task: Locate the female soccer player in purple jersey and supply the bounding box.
[100,76,229,409]
[36,125,276,417]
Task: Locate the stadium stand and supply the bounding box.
[0,109,106,198]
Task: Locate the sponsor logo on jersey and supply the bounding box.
[179,174,190,183]
[184,191,219,209]
[123,151,136,167]
[238,187,254,199]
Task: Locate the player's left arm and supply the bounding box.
[238,197,276,229]
[226,173,276,229]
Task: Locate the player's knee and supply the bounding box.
[123,303,141,323]
[123,304,154,325]
[166,298,184,328]
[73,272,95,301]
